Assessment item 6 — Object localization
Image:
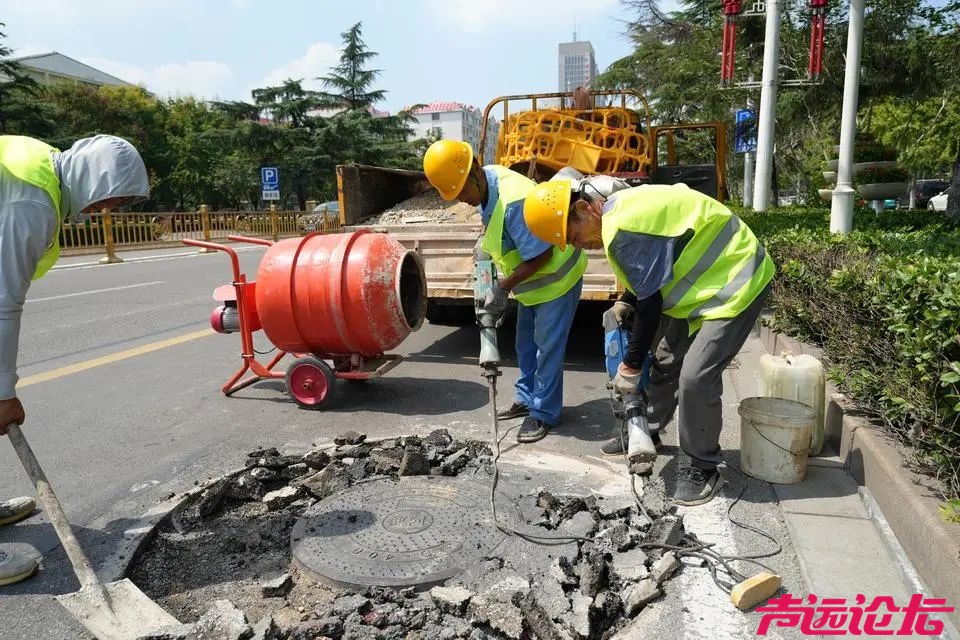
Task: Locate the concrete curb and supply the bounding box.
[758,321,960,630]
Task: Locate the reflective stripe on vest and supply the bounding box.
[480,165,587,306]
[0,135,62,280]
[601,183,775,334]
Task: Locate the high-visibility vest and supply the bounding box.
[601,183,775,334]
[480,165,587,306]
[0,135,62,280]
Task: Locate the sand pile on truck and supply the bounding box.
[365,191,481,225]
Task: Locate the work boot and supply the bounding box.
[497,401,529,421]
[0,547,38,586]
[517,416,552,443]
[673,459,725,507]
[0,497,36,527]
[601,431,661,456]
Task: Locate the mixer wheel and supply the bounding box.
[285,356,335,409]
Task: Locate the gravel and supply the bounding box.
[365,191,481,225]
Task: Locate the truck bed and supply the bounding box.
[344,221,620,303]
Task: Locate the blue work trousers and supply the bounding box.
[513,279,582,425]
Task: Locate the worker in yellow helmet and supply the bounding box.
[422,140,587,443]
[0,134,150,584]
[522,180,775,506]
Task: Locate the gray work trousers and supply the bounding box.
[646,284,770,470]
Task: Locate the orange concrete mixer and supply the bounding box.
[183,230,426,409]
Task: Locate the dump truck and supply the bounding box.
[335,90,728,322]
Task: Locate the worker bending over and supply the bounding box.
[423,141,586,443]
[523,181,774,506]
[0,134,150,584]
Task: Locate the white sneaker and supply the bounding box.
[0,547,38,586]
[0,497,36,526]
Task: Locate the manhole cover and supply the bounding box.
[291,475,521,589]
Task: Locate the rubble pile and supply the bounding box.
[365,191,481,225]
[131,430,687,640]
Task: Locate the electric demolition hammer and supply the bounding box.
[473,242,502,393]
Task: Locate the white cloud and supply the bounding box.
[80,57,235,99]
[261,41,340,90]
[431,0,619,32]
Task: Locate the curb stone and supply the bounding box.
[757,320,960,632]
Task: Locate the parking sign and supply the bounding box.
[261,167,279,201]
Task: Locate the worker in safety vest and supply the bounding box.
[522,181,774,506]
[422,140,587,443]
[0,134,150,585]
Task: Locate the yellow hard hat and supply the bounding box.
[523,181,572,250]
[423,140,474,200]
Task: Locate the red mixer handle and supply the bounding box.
[182,238,241,282]
[227,235,274,247]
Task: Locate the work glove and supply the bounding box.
[613,362,645,397]
[611,300,634,326]
[483,285,509,317]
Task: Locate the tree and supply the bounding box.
[0,23,57,136]
[252,79,323,129]
[318,22,386,111]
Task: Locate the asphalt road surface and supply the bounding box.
[0,245,805,640]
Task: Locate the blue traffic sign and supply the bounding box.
[261,167,279,190]
[734,109,757,154]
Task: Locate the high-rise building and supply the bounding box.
[558,35,598,94]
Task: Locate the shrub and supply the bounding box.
[732,205,960,499]
[854,165,910,185]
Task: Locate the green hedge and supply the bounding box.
[731,205,960,501]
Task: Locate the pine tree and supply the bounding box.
[318,22,387,111]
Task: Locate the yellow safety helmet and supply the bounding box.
[523,180,572,250]
[422,139,474,201]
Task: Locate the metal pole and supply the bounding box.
[830,0,865,234]
[752,0,781,212]
[743,151,755,207]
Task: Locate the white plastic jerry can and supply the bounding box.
[758,351,826,456]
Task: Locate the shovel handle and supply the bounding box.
[6,424,103,591]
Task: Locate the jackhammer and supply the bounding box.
[602,304,658,474]
[473,243,502,391]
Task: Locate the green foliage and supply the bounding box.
[853,132,898,163]
[2,22,422,211]
[733,205,960,499]
[854,165,910,185]
[318,22,387,111]
[941,499,960,524]
[602,0,960,205]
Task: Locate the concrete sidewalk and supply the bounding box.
[727,330,958,638]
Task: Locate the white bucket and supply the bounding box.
[739,397,815,484]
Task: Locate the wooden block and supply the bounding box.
[730,572,782,611]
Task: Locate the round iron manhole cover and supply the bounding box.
[291,475,521,589]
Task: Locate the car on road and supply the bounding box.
[899,179,950,209]
[928,187,952,211]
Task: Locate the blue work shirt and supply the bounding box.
[602,194,680,300]
[480,167,553,261]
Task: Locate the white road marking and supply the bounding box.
[678,489,754,639]
[50,246,266,271]
[26,281,164,303]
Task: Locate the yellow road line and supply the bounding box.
[17,328,214,389]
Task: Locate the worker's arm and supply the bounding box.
[0,201,59,433]
[622,291,663,371]
[607,229,679,373]
[498,248,553,292]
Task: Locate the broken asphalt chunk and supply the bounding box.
[261,573,292,598]
[334,431,366,446]
[429,586,473,616]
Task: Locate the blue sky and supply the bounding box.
[0,0,645,115]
